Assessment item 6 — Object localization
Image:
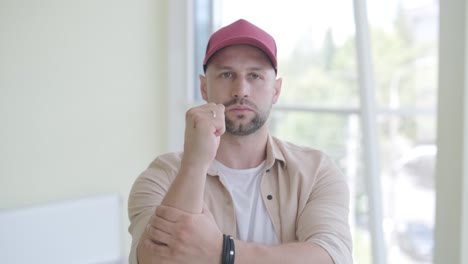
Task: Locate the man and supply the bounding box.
[128,19,353,264]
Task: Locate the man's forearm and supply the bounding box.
[137,164,210,264]
[235,241,334,264]
[160,162,208,213]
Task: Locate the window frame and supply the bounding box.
[166,1,439,263]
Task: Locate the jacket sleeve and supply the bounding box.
[127,156,175,264]
[296,155,353,264]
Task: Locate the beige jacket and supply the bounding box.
[128,135,353,264]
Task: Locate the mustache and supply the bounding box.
[223,98,257,109]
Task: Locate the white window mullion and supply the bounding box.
[353,0,387,263]
[167,0,194,152]
[435,0,468,262]
[274,104,436,116]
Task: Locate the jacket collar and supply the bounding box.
[207,134,286,176]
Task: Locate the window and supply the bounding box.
[169,0,439,263]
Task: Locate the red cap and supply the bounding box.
[203,19,277,72]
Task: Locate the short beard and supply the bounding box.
[224,98,269,135]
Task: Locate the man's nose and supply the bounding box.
[231,78,249,98]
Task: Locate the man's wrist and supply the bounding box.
[180,157,211,176]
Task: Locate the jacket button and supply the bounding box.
[266,169,270,173]
[267,195,273,200]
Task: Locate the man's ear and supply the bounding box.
[199,74,208,101]
[272,77,282,104]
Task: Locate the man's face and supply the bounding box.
[200,45,282,136]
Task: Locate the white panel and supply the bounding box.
[0,195,123,264]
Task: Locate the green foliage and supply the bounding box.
[280,32,358,107]
[271,111,350,159]
[273,6,437,150]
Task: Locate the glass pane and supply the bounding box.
[214,0,359,108]
[379,114,436,264]
[368,0,438,110]
[367,0,438,263]
[270,111,356,158]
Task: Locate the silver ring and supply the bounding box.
[211,110,216,118]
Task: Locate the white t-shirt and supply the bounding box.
[213,160,280,245]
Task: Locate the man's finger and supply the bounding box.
[146,224,173,246]
[155,205,188,222]
[143,239,172,258]
[149,213,175,236]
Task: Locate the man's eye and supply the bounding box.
[221,72,233,78]
[251,73,261,79]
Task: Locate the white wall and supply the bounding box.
[0,0,168,258]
